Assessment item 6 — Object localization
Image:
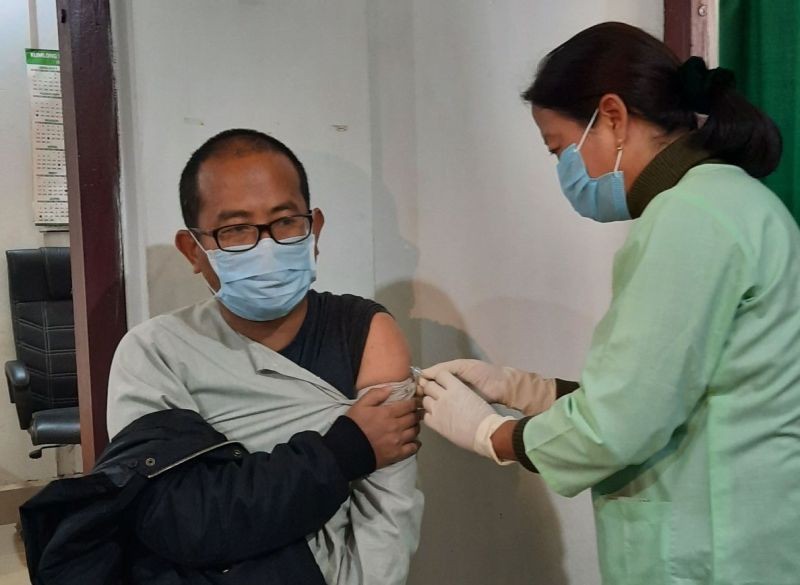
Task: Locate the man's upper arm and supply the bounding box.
[348,312,422,585]
[355,313,412,390]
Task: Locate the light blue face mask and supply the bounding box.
[193,233,317,322]
[556,109,631,223]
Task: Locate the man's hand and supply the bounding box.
[346,387,420,469]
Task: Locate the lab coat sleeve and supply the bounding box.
[106,322,202,438]
[520,194,750,497]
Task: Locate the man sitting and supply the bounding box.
[102,129,423,584]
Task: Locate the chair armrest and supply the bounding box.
[5,360,29,402]
[5,360,33,429]
[29,407,81,445]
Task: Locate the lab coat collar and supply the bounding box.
[627,133,716,218]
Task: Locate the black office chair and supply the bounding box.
[5,247,80,458]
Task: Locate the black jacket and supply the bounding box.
[20,408,376,584]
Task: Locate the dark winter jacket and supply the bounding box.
[20,408,375,584]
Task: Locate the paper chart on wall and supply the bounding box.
[26,49,68,230]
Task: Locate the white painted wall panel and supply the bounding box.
[370,3,661,584]
[114,0,374,322]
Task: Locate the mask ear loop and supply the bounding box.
[188,229,206,251]
[614,144,624,172]
[576,109,600,151]
[186,229,221,296]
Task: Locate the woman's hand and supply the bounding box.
[419,370,515,464]
[421,359,557,416]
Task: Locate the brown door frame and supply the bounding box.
[57,0,126,469]
[664,0,713,61]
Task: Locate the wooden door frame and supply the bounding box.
[664,0,715,62]
[57,0,126,469]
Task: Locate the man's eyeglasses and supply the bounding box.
[189,213,313,252]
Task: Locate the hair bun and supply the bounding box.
[708,67,736,92]
[677,56,736,114]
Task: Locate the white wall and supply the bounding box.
[113,0,376,324]
[114,1,662,583]
[0,0,73,488]
[369,3,662,584]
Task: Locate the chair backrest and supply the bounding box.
[6,248,78,425]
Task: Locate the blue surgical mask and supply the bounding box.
[193,233,317,321]
[556,109,630,223]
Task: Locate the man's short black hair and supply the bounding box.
[179,129,310,227]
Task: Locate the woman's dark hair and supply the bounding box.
[522,22,782,178]
[179,129,310,227]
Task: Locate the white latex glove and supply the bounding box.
[420,370,515,465]
[422,359,556,417]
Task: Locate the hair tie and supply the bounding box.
[677,56,736,115]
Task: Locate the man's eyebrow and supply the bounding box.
[269,202,301,214]
[215,202,303,223]
[216,209,252,222]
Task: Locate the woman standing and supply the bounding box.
[419,22,800,584]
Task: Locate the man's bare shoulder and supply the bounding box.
[355,313,412,390]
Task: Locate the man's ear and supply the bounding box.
[598,93,629,146]
[311,208,325,256]
[175,230,204,274]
